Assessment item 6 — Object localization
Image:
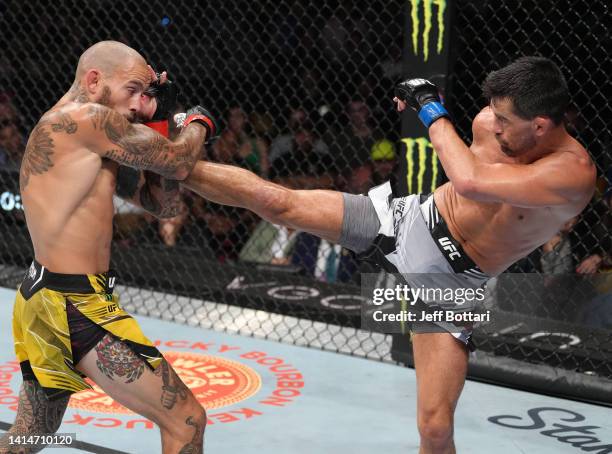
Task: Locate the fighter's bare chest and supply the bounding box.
[486,204,562,245]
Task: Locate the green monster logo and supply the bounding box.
[401,137,440,194]
[409,0,447,62]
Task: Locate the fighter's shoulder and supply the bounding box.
[544,138,592,169]
[56,103,133,144]
[472,107,495,132]
[38,102,113,131]
[471,107,496,143]
[539,143,596,191]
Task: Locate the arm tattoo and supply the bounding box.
[0,380,69,453]
[140,172,182,218]
[88,104,203,178]
[20,112,80,190]
[116,165,141,199]
[94,334,144,383]
[20,123,54,190]
[50,113,77,134]
[116,167,182,218]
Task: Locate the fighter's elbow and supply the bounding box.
[168,158,197,181]
[172,166,191,181]
[453,175,479,198]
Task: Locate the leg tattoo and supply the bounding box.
[177,414,206,454]
[0,381,69,454]
[154,360,189,410]
[95,334,144,383]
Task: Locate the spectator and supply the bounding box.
[338,162,373,195]
[573,182,612,327]
[327,99,383,169]
[239,221,298,265]
[0,99,25,170]
[540,217,577,274]
[370,138,398,186]
[574,186,612,275]
[269,108,329,163]
[249,111,275,147]
[212,105,269,177]
[291,233,359,283]
[183,197,252,262]
[269,118,334,189]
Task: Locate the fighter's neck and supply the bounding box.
[52,82,92,110]
[516,126,572,164]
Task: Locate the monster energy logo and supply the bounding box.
[409,0,447,62]
[402,137,439,194]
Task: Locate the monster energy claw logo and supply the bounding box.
[409,0,447,62]
[402,137,439,194]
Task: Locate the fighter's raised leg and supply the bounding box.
[183,161,346,243]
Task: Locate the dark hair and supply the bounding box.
[482,56,569,125]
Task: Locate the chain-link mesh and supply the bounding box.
[0,0,611,395]
[0,0,404,361]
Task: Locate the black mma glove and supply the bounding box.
[394,78,449,128]
[143,73,178,137]
[174,106,219,142]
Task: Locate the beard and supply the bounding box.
[97,86,137,123]
[497,135,536,157]
[500,143,515,156]
[124,111,137,123]
[98,86,112,107]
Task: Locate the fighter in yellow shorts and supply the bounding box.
[1,41,217,454]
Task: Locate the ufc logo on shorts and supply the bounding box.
[438,237,461,261]
[108,277,116,288]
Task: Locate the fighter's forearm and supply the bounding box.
[274,175,334,190]
[161,123,207,180]
[428,118,477,190]
[141,172,184,219]
[182,161,288,215]
[87,104,207,180]
[116,166,183,219]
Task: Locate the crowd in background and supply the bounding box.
[0,0,610,325]
[1,92,611,289]
[115,99,399,285]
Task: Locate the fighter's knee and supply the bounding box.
[417,407,454,446]
[160,398,207,442]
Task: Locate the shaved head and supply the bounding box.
[75,41,146,80]
[66,41,152,121]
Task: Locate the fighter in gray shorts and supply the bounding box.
[339,181,490,350]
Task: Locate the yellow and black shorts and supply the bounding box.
[12,260,163,400]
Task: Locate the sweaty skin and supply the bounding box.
[20,57,206,274]
[431,106,595,275]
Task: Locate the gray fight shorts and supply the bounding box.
[338,181,490,350]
